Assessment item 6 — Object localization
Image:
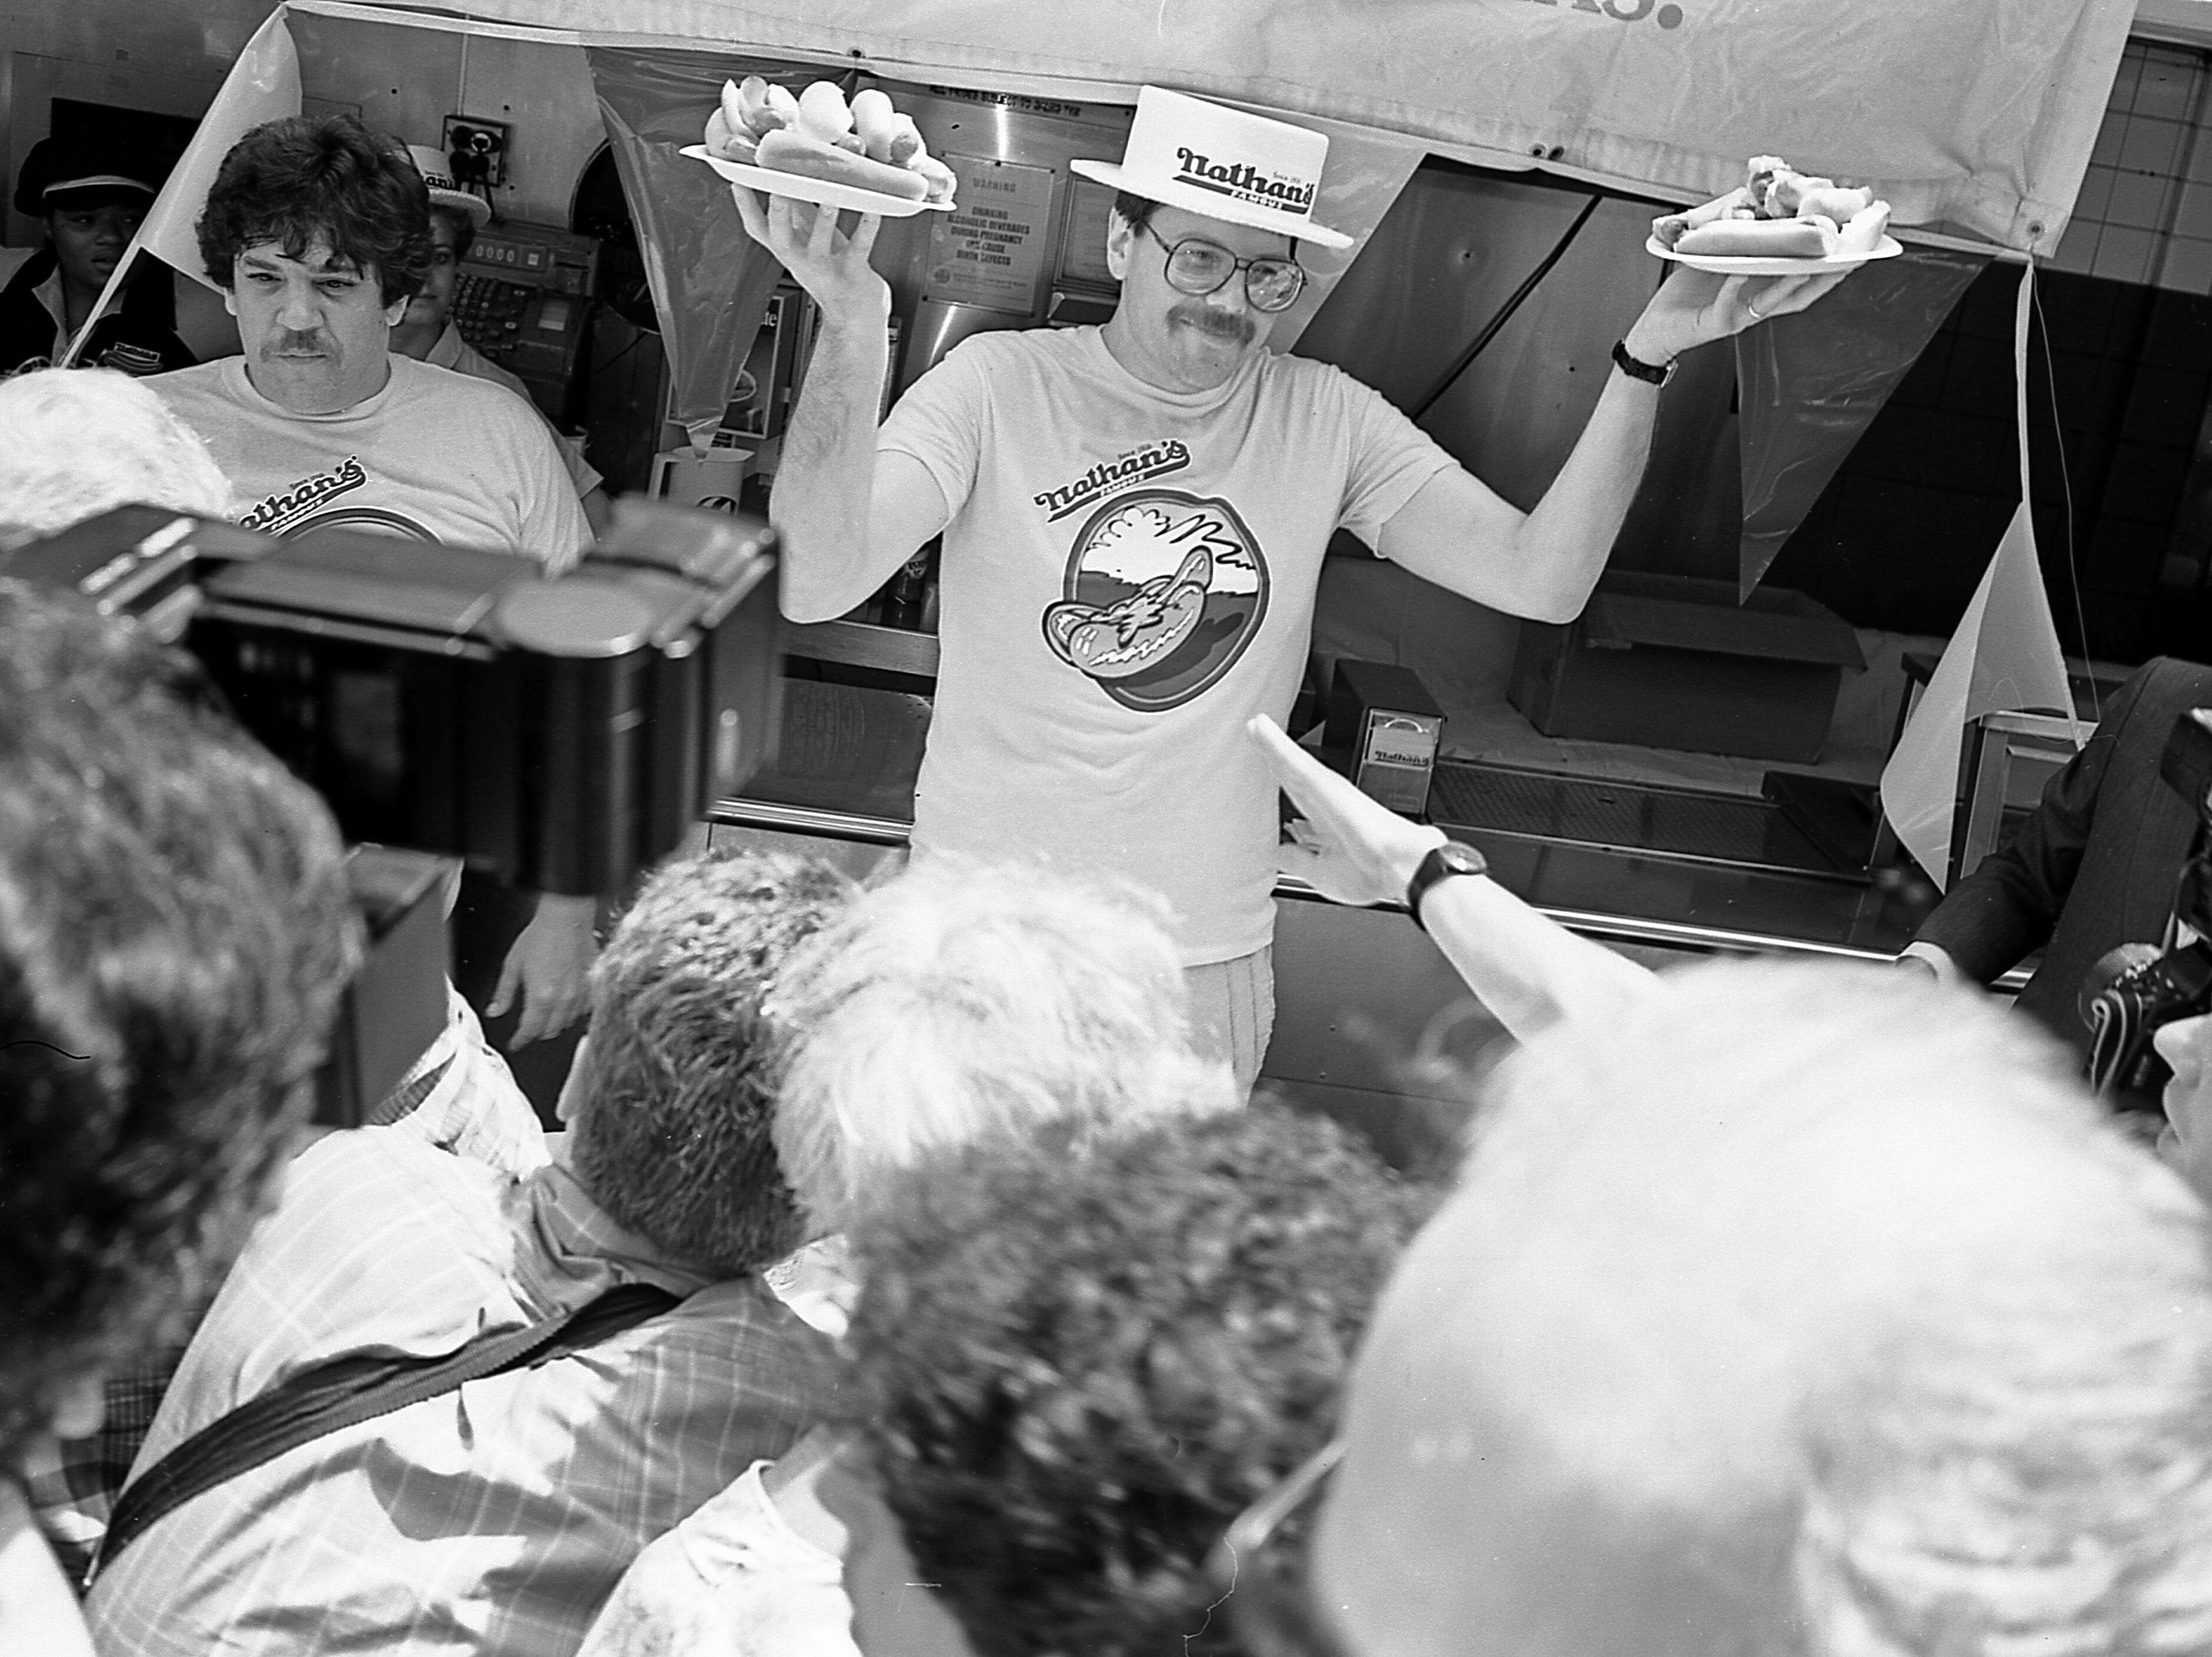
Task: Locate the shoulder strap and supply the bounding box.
[95,1281,680,1577]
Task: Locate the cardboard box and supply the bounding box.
[1508,572,1864,763]
[1325,659,1444,815]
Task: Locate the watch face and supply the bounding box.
[1437,842,1486,877]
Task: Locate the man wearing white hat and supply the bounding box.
[740,87,1841,1092]
[390,144,610,533]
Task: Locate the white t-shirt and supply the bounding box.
[424,321,605,501]
[151,352,592,571]
[880,325,1456,964]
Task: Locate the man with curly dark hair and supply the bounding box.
[149,111,600,1057]
[833,1102,1430,1657]
[85,845,853,1657]
[0,582,358,1656]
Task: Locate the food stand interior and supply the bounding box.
[4,0,2191,1136]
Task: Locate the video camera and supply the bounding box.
[1,500,782,894]
[0,501,784,1119]
[2084,704,2212,1104]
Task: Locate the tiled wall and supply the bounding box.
[2049,41,2212,293]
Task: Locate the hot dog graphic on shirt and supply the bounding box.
[1041,490,1270,713]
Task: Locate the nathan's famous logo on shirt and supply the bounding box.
[1173,148,1315,213]
[1041,489,1269,713]
[238,457,437,541]
[1032,440,1191,522]
[240,456,368,535]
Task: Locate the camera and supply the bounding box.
[2083,704,2212,1104]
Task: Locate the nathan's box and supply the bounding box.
[1507,572,1864,763]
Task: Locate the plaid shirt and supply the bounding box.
[19,984,548,1590]
[83,1130,833,1657]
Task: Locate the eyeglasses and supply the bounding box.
[1139,221,1307,313]
[1203,1438,1357,1657]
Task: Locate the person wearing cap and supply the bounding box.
[390,143,611,534]
[1,133,194,378]
[739,87,1846,1094]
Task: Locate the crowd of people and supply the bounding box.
[9,94,2212,1657]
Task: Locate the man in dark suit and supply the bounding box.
[1901,657,2212,1056]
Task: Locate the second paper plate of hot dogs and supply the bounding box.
[1647,154,1901,276]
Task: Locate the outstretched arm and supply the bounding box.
[1251,717,1654,1040]
[730,190,949,621]
[1378,265,1844,622]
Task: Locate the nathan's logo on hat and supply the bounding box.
[1069,85,1354,252]
[1171,149,1316,213]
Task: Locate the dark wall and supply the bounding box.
[1765,265,2212,667]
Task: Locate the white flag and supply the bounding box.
[1878,263,2078,887]
[62,9,300,363]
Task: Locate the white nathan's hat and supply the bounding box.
[1071,86,1352,251]
[406,143,491,228]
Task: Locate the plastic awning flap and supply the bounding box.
[394,0,2139,254]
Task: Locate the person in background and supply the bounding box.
[0,583,358,1656]
[1900,657,2212,1063]
[85,846,854,1657]
[153,111,601,1060]
[389,143,612,535]
[1284,961,2212,1657]
[1,132,194,377]
[575,858,1236,1657]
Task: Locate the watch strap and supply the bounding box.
[1405,841,1489,933]
[1611,338,1676,387]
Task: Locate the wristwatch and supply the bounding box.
[1405,840,1489,933]
[1611,337,1677,388]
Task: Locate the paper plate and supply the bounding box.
[1645,233,1903,276]
[683,144,954,216]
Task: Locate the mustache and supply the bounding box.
[264,329,332,355]
[1170,301,1257,345]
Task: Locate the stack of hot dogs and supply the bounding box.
[1654,156,1891,260]
[703,77,956,205]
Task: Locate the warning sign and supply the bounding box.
[924,155,1054,315]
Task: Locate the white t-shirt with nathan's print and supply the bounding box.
[880,325,1456,965]
[151,352,591,572]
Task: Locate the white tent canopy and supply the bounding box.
[297,0,2137,253]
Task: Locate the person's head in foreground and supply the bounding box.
[561,845,855,1279]
[0,581,356,1484]
[0,367,232,539]
[1072,87,1351,394]
[1299,958,2212,1657]
[196,113,433,414]
[842,1099,1433,1657]
[768,856,1237,1236]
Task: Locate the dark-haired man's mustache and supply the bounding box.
[265,329,331,355]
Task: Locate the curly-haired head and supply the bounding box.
[1316,958,2212,1657]
[195,114,433,305]
[565,846,856,1280]
[768,857,1236,1233]
[844,1101,1433,1657]
[0,582,358,1464]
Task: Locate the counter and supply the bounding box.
[714,662,1938,1167]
